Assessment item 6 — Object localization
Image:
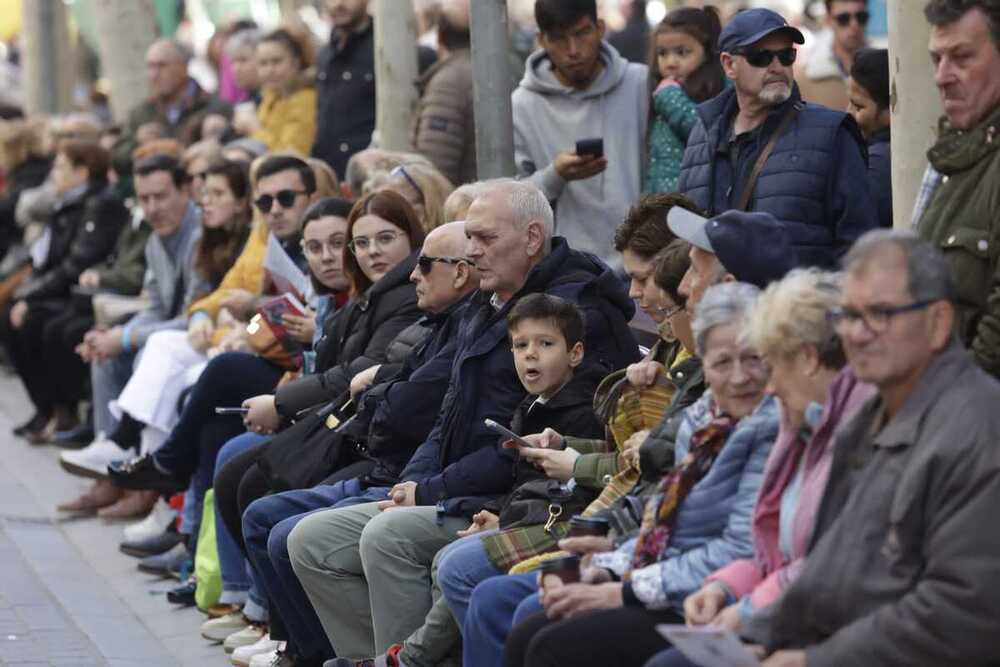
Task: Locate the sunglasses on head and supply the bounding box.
[734,46,797,68]
[417,255,466,275]
[391,165,425,204]
[833,10,870,27]
[254,189,307,213]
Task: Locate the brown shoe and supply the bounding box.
[98,489,159,521]
[57,479,123,513]
[205,603,243,619]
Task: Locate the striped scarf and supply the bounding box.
[630,407,737,571]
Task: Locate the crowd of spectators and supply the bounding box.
[2,0,1000,666]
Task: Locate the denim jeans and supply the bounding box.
[213,431,269,611]
[437,531,502,626]
[461,572,539,667]
[242,479,391,660]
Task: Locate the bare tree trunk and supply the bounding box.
[21,0,73,115]
[471,0,515,178]
[92,0,160,123]
[887,0,943,229]
[373,0,418,151]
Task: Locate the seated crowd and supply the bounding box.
[3,0,1000,666]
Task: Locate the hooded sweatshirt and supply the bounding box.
[513,42,648,269]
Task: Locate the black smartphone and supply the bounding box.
[215,407,249,415]
[484,418,533,448]
[575,138,604,158]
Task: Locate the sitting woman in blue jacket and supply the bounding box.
[460,283,778,667]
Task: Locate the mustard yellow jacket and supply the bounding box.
[253,86,317,156]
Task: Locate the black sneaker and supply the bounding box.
[108,455,186,493]
[13,411,48,436]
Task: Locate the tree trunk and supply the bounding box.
[887,0,943,229]
[20,0,74,115]
[91,0,160,123]
[471,0,515,178]
[373,0,419,151]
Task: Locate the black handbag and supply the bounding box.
[497,479,595,533]
[255,395,360,492]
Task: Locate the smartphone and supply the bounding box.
[575,138,604,158]
[484,418,533,449]
[215,407,249,415]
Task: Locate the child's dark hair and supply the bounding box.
[850,48,890,111]
[648,6,725,104]
[507,293,585,349]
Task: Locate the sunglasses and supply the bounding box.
[254,189,308,213]
[833,10,870,27]
[417,255,466,274]
[734,46,797,68]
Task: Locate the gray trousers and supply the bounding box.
[287,502,467,660]
[90,349,138,436]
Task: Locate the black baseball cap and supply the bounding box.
[667,207,799,288]
[718,8,805,54]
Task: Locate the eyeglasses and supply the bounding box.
[828,300,935,335]
[655,304,684,320]
[254,189,308,213]
[417,255,466,275]
[347,230,406,255]
[302,237,347,258]
[391,165,425,204]
[733,46,797,68]
[833,10,870,27]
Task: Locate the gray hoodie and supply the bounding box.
[513,42,648,268]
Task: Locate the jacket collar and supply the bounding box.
[929,104,1000,174]
[872,341,972,450]
[358,250,418,310]
[869,128,891,145]
[699,83,804,150]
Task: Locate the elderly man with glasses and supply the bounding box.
[678,7,877,271]
[795,0,870,110]
[743,230,1000,667]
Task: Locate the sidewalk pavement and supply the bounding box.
[0,372,227,666]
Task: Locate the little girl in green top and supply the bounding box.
[644,7,726,194]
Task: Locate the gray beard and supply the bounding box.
[758,84,792,106]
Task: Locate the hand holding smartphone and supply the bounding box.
[484,418,533,449]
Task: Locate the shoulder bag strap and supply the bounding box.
[737,102,802,212]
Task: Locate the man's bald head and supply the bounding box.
[145,39,190,103]
[411,220,478,313]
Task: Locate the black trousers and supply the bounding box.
[0,298,92,414]
[505,606,682,667]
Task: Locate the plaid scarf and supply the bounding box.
[630,406,737,571]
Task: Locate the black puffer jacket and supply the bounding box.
[17,183,128,301]
[274,252,422,417]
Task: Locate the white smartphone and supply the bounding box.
[484,418,533,449]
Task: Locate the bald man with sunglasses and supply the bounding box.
[678,7,878,271]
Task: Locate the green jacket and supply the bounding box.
[917,105,1000,376]
[96,217,152,295]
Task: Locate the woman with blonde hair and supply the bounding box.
[375,161,454,232]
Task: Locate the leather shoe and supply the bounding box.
[56,479,123,514]
[166,577,196,606]
[120,525,184,558]
[137,542,189,577]
[98,489,159,521]
[13,411,48,436]
[108,455,185,493]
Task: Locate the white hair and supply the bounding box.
[477,178,554,244]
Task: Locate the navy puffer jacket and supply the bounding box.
[403,237,640,517]
[678,85,877,269]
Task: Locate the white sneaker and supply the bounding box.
[123,497,176,543]
[223,622,267,653]
[201,611,249,642]
[231,633,279,666]
[59,437,128,479]
[249,643,286,667]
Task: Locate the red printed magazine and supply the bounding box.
[256,293,308,352]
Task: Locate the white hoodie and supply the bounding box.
[512,42,648,268]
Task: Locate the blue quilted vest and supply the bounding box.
[678,86,858,268]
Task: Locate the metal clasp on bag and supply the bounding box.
[543,503,563,535]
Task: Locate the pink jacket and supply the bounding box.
[706,368,875,611]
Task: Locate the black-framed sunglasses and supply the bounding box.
[391,165,425,204]
[827,299,936,334]
[833,10,870,27]
[254,189,308,213]
[417,255,466,275]
[734,46,797,68]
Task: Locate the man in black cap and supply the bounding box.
[667,206,798,312]
[677,7,877,270]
